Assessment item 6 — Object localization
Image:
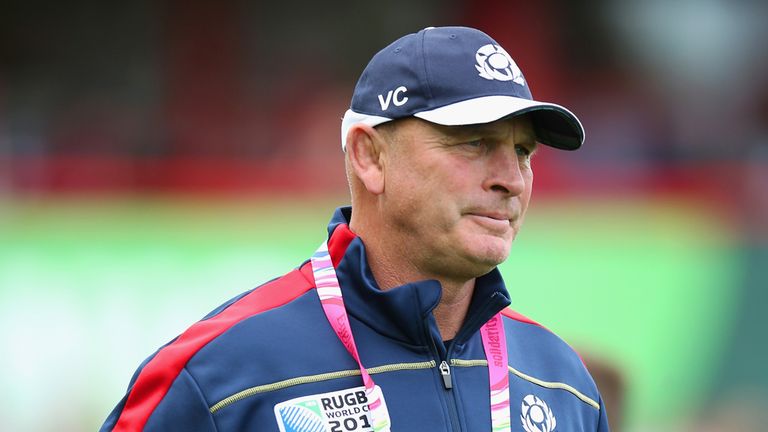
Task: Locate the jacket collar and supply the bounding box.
[325,207,512,347]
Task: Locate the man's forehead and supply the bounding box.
[412,115,536,140]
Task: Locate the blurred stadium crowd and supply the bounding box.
[1,1,767,431]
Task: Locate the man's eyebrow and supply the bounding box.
[439,124,498,138]
[441,124,539,144]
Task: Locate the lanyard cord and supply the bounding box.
[311,241,389,431]
[480,313,511,431]
[311,240,510,431]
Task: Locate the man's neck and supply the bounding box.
[351,217,475,341]
[430,278,476,340]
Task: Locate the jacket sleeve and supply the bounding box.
[100,368,218,432]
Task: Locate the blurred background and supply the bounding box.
[1,0,767,431]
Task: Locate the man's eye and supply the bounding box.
[515,145,531,157]
[464,140,483,148]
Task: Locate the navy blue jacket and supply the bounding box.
[101,207,609,431]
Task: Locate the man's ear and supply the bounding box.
[345,124,386,195]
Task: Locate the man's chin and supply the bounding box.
[462,237,511,269]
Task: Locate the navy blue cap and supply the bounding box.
[341,26,584,150]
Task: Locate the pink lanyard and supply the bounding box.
[311,240,511,431]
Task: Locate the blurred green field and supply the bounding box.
[0,196,739,431]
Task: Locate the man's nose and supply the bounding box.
[482,145,527,196]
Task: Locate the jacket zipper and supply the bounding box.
[431,336,462,430]
[432,295,507,430]
[439,360,452,389]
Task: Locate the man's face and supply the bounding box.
[378,115,537,280]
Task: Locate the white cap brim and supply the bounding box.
[341,95,584,151]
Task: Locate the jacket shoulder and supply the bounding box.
[501,308,603,411]
[101,262,315,431]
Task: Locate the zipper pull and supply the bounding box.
[439,360,453,389]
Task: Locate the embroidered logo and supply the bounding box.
[475,44,526,85]
[274,385,389,432]
[521,394,556,432]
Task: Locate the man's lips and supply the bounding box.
[464,212,513,232]
[468,211,512,221]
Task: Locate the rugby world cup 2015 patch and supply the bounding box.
[274,385,390,432]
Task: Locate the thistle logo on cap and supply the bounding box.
[475,44,526,85]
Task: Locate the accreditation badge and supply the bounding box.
[274,385,390,432]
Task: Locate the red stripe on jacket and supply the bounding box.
[501,308,587,364]
[112,224,356,431]
[501,308,543,327]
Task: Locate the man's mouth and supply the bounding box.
[465,212,513,232]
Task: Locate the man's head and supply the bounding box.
[341,26,584,152]
[343,27,584,281]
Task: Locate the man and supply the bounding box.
[102,26,609,431]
